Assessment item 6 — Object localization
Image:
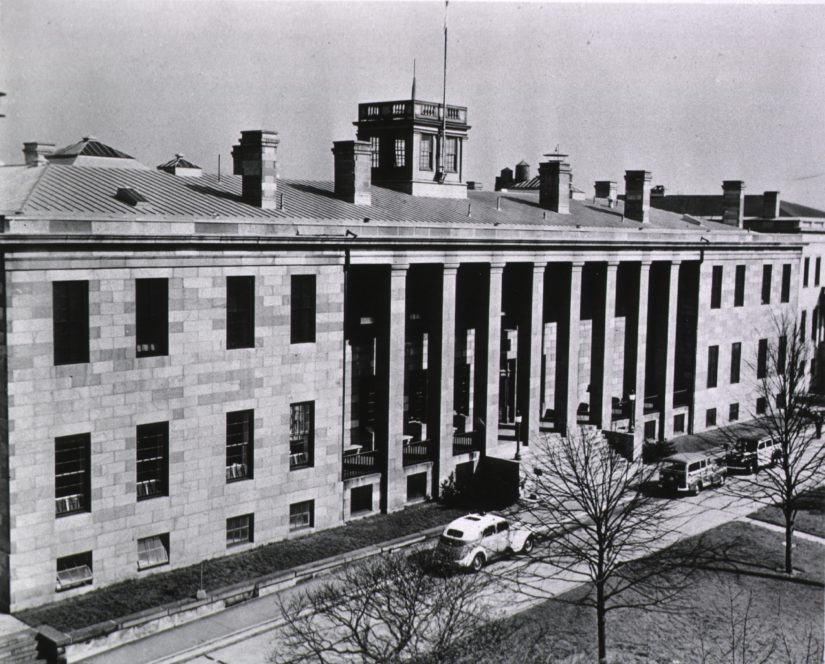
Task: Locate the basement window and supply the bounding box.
[227,514,254,547]
[289,500,314,531]
[137,534,169,570]
[56,552,93,591]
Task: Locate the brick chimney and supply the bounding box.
[594,180,617,204]
[763,191,780,219]
[539,157,572,214]
[23,142,55,166]
[332,140,372,205]
[231,130,279,209]
[721,180,745,228]
[624,170,652,223]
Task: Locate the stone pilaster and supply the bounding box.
[661,261,681,440]
[385,264,408,512]
[526,263,546,443]
[436,264,458,491]
[483,264,505,452]
[600,262,619,429]
[565,262,584,435]
[633,261,652,458]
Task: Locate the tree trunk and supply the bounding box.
[785,513,794,575]
[596,580,607,663]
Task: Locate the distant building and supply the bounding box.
[0,97,821,611]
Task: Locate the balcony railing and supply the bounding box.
[452,431,476,456]
[343,449,379,480]
[358,101,467,125]
[403,440,431,466]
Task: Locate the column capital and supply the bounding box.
[442,262,461,272]
[670,259,683,267]
[489,262,506,274]
[607,260,621,268]
[571,261,585,270]
[531,262,547,275]
[390,262,410,274]
[640,259,653,269]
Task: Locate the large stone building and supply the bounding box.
[0,97,821,611]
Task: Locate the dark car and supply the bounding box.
[725,434,782,474]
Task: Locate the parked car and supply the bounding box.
[435,513,534,571]
[659,452,726,495]
[725,433,782,473]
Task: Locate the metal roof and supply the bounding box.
[157,154,201,170]
[49,137,134,160]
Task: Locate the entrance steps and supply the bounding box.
[0,615,40,663]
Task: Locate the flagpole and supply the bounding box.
[437,0,448,183]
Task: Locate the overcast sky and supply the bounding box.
[2,1,824,208]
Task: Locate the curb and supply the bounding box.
[47,524,446,663]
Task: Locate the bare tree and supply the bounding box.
[724,312,825,574]
[269,550,507,664]
[519,427,690,664]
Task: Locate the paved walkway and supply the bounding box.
[741,515,825,545]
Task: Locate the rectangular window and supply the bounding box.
[816,257,821,286]
[53,281,89,365]
[136,421,168,500]
[707,345,719,388]
[730,342,741,384]
[706,408,717,427]
[290,275,316,344]
[812,358,817,379]
[756,397,767,415]
[801,310,808,341]
[226,514,254,547]
[226,410,253,481]
[289,500,314,531]
[351,485,373,514]
[734,265,745,307]
[710,266,723,309]
[813,308,818,342]
[757,338,768,379]
[674,413,685,434]
[419,135,433,171]
[778,335,787,373]
[370,137,380,168]
[55,433,91,516]
[56,551,93,591]
[137,534,169,570]
[804,257,810,287]
[729,403,739,422]
[445,137,458,172]
[762,265,772,305]
[776,392,786,409]
[136,278,168,357]
[289,401,314,469]
[781,264,791,303]
[393,138,406,167]
[407,472,428,501]
[227,276,255,349]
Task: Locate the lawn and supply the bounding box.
[749,484,825,539]
[17,501,466,633]
[467,520,824,664]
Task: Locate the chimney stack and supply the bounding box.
[539,156,572,214]
[763,191,780,219]
[594,180,617,204]
[624,170,652,223]
[332,140,372,206]
[231,130,279,209]
[23,142,55,166]
[721,180,745,228]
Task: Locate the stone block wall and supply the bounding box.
[4,251,345,611]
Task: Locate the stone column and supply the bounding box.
[385,264,408,512]
[633,261,652,459]
[526,263,546,444]
[565,262,584,435]
[483,264,505,453]
[661,261,681,440]
[600,262,619,429]
[436,264,459,491]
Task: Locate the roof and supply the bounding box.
[157,154,201,170]
[664,451,720,463]
[49,136,133,160]
[0,161,747,234]
[651,194,825,220]
[444,513,504,537]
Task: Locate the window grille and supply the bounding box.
[136,422,168,500]
[227,514,253,546]
[290,401,314,469]
[226,410,253,481]
[55,433,90,516]
[289,500,314,531]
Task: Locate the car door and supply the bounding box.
[480,525,497,558]
[494,519,511,554]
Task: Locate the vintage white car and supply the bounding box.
[435,513,534,571]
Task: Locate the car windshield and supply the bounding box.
[737,439,758,452]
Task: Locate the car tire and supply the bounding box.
[471,553,485,572]
[751,460,759,474]
[719,474,726,486]
[696,481,703,494]
[522,536,534,554]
